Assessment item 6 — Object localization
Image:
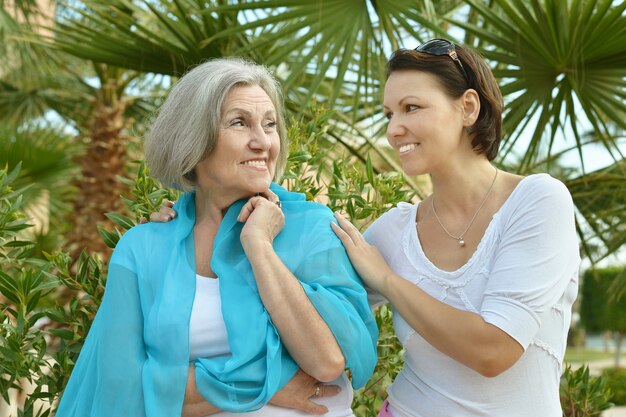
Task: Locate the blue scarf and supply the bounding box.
[56,183,378,416]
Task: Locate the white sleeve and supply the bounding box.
[480,176,580,349]
[363,203,410,310]
[363,204,413,309]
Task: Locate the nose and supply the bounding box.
[248,123,272,151]
[386,116,405,143]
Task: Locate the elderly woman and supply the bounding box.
[55,58,377,417]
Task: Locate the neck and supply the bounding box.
[194,187,235,226]
[430,158,497,214]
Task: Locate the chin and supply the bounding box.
[401,163,427,177]
[247,177,273,193]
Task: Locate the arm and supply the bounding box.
[332,179,579,377]
[184,366,339,416]
[146,198,347,409]
[182,366,220,417]
[333,216,520,376]
[239,196,345,382]
[383,273,522,377]
[148,198,344,380]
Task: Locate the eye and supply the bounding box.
[229,118,245,127]
[264,120,277,129]
[405,104,419,112]
[384,111,393,120]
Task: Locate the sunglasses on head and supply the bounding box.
[415,38,469,84]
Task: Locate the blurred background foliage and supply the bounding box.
[1,0,625,416]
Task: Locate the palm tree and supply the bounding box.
[0,2,160,259]
[61,64,156,259]
[47,0,626,261]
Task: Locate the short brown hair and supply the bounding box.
[386,42,503,161]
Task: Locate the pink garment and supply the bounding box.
[377,400,393,417]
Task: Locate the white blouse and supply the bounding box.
[364,174,580,417]
[190,275,355,417]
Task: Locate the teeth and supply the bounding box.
[399,144,418,153]
[242,160,267,166]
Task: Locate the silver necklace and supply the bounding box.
[430,167,499,247]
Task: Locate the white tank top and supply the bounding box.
[189,275,230,360]
[189,275,355,417]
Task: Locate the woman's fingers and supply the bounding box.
[302,384,339,415]
[302,401,328,415]
[149,204,177,223]
[238,194,282,222]
[332,212,366,246]
[300,384,340,415]
[330,221,355,250]
[150,207,176,223]
[237,196,265,222]
[269,370,337,415]
[258,188,280,205]
[311,384,341,398]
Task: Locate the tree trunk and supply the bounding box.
[603,331,611,354]
[615,332,623,368]
[66,98,129,263]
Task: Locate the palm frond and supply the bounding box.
[49,0,244,76]
[449,0,626,173]
[566,160,626,262]
[0,123,80,219]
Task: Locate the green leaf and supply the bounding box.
[48,328,76,341]
[104,212,135,230]
[97,226,121,249]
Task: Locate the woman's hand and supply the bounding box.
[182,366,220,417]
[331,212,395,294]
[142,200,177,223]
[269,370,340,415]
[183,367,339,416]
[238,189,284,252]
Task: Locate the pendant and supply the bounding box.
[458,239,466,247]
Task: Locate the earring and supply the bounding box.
[465,126,474,134]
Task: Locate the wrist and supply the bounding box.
[377,272,398,299]
[241,237,273,257]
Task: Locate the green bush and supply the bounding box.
[602,368,626,405]
[0,163,110,417]
[580,267,626,334]
[560,364,614,417]
[580,267,626,369]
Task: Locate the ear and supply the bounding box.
[461,88,480,128]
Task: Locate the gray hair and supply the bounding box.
[145,57,288,191]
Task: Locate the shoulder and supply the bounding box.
[285,200,334,223]
[373,202,415,226]
[110,221,179,269]
[365,202,415,244]
[498,174,577,239]
[520,173,570,195]
[505,174,574,216]
[515,174,571,200]
[115,220,178,246]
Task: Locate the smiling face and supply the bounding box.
[384,70,471,177]
[194,84,280,202]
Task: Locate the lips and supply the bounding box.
[398,143,419,154]
[240,158,268,167]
